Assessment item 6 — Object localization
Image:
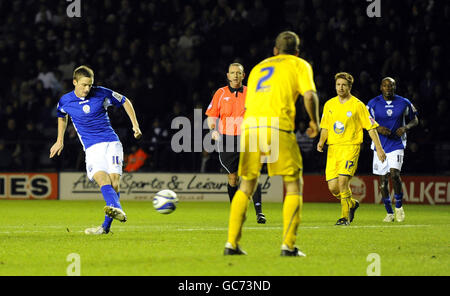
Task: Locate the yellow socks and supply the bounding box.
[282,193,302,249]
[227,190,304,251]
[340,190,355,220]
[227,190,250,249]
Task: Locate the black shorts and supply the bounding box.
[217,135,240,174]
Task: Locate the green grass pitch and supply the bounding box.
[0,200,448,276]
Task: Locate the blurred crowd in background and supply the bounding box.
[0,0,448,175]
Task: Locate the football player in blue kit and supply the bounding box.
[50,65,142,234]
[367,77,418,222]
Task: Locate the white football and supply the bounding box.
[153,189,178,214]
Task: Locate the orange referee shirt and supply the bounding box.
[205,85,246,136]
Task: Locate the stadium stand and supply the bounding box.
[0,0,448,174]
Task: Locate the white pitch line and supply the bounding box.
[175,224,437,231]
[0,224,441,234]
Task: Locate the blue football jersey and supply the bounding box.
[57,86,126,150]
[367,95,418,153]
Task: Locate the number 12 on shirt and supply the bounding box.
[256,67,274,92]
[345,160,355,170]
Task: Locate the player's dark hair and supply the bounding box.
[275,31,300,55]
[73,65,94,81]
[381,77,396,86]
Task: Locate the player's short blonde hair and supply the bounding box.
[73,65,94,81]
[334,72,354,86]
[275,31,300,55]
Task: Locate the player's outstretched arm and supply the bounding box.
[303,90,320,138]
[368,128,386,162]
[123,98,142,139]
[49,115,68,158]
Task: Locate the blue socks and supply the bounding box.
[100,185,121,208]
[383,193,403,214]
[100,185,121,232]
[382,196,394,214]
[394,193,403,208]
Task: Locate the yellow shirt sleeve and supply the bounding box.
[298,62,316,96]
[319,102,330,130]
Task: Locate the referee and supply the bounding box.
[206,63,266,224]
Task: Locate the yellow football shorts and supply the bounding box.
[325,144,361,181]
[238,127,302,182]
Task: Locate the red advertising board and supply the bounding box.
[0,173,58,200]
[303,175,450,205]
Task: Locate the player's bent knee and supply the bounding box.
[239,178,257,197]
[284,180,301,196]
[327,179,340,197]
[93,171,111,187]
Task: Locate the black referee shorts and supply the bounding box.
[217,134,240,174]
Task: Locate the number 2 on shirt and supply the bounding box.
[256,67,274,92]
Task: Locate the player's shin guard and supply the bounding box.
[340,190,353,220]
[227,190,250,249]
[252,184,262,214]
[382,196,394,214]
[394,193,403,208]
[282,193,302,250]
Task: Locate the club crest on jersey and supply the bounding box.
[346,111,352,117]
[82,104,91,114]
[333,121,345,134]
[386,109,393,117]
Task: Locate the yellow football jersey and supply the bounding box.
[320,96,378,145]
[243,54,316,131]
